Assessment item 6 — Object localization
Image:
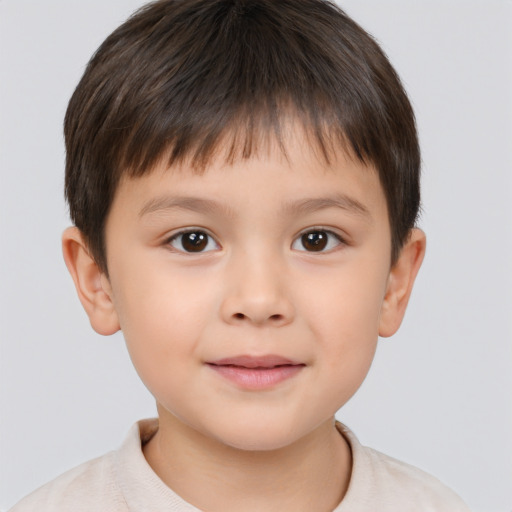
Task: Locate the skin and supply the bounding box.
[63,126,425,511]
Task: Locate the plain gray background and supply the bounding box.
[1,1,511,510]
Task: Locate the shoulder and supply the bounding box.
[358,446,471,510]
[8,420,164,512]
[335,423,472,512]
[8,451,125,512]
[9,419,200,512]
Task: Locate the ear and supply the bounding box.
[62,227,120,336]
[379,228,426,338]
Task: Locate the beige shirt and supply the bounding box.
[10,419,471,511]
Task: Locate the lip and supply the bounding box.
[206,355,305,390]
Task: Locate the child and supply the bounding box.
[10,0,471,510]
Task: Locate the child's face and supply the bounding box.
[88,128,416,451]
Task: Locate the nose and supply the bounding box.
[220,252,295,327]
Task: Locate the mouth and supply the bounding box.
[206,355,305,390]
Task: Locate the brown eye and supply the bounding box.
[169,231,218,253]
[292,230,343,253]
[182,232,207,252]
[301,231,328,251]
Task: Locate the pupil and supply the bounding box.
[302,231,327,251]
[182,232,207,252]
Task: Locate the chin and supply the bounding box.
[208,418,308,452]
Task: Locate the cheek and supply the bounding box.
[303,261,387,340]
[110,264,217,385]
[299,260,387,386]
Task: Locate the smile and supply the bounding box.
[206,355,305,390]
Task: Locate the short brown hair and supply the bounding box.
[65,0,420,272]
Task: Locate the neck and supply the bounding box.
[143,408,352,512]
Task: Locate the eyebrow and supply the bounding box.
[283,195,372,220]
[139,193,371,220]
[139,196,235,218]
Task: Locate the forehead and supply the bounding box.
[125,110,370,177]
[134,115,374,179]
[113,123,387,224]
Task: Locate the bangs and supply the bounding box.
[120,98,351,176]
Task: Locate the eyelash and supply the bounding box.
[166,228,346,254]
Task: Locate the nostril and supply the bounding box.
[233,313,284,322]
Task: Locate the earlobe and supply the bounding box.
[62,227,120,336]
[378,228,426,338]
